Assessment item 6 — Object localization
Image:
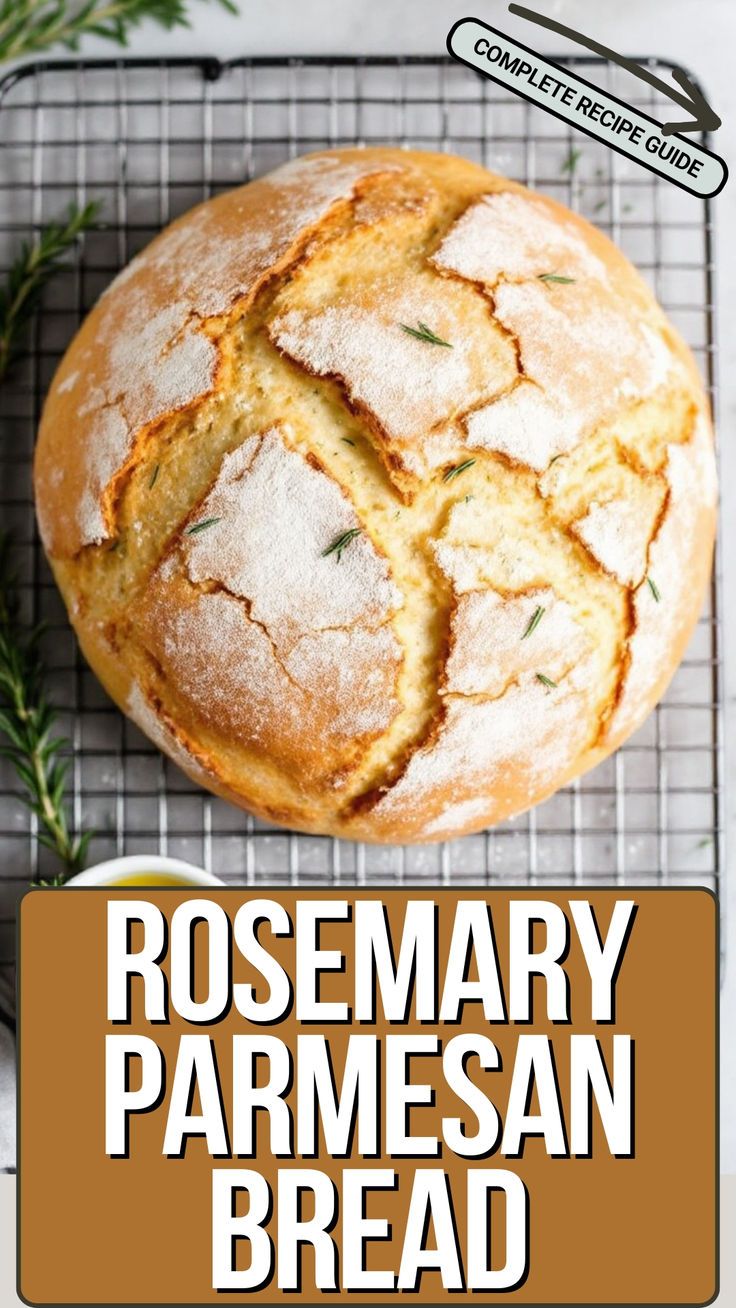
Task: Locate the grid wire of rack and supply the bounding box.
[0,54,723,963]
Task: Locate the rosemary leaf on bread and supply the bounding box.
[647,575,661,602]
[522,605,545,639]
[186,516,222,535]
[400,321,453,348]
[536,672,558,689]
[538,273,576,284]
[322,528,361,562]
[443,458,476,482]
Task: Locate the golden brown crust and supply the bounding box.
[34,148,717,844]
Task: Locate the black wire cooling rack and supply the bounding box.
[0,54,724,964]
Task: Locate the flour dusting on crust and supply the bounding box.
[183,426,402,639]
[127,682,214,785]
[432,191,608,285]
[465,381,573,473]
[74,406,131,545]
[423,796,494,838]
[49,154,399,550]
[572,498,654,587]
[607,411,717,739]
[137,426,404,778]
[444,587,590,697]
[465,280,676,470]
[371,658,596,829]
[269,279,513,485]
[368,575,595,834]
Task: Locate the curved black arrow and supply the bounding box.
[508,3,721,135]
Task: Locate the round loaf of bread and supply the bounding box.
[34,148,717,843]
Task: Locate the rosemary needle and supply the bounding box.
[561,146,582,175]
[536,673,558,689]
[322,528,361,562]
[341,438,356,447]
[186,516,222,535]
[647,575,661,602]
[148,463,160,489]
[400,321,453,348]
[522,606,545,640]
[443,458,476,482]
[537,273,576,285]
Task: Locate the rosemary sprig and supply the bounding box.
[399,321,453,348]
[443,458,476,483]
[537,273,576,285]
[522,605,545,640]
[647,575,661,602]
[536,672,558,689]
[0,0,237,64]
[0,201,100,381]
[186,516,221,535]
[561,146,582,175]
[322,528,361,562]
[0,533,92,879]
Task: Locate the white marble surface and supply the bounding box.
[7,0,736,1167]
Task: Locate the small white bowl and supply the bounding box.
[64,854,224,888]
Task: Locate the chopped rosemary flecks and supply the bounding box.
[186,516,222,536]
[443,458,476,482]
[322,527,361,562]
[593,199,607,213]
[522,605,545,640]
[647,575,661,602]
[148,463,160,489]
[537,273,576,284]
[536,672,558,689]
[341,437,356,446]
[400,320,453,348]
[561,146,582,175]
[548,453,564,465]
